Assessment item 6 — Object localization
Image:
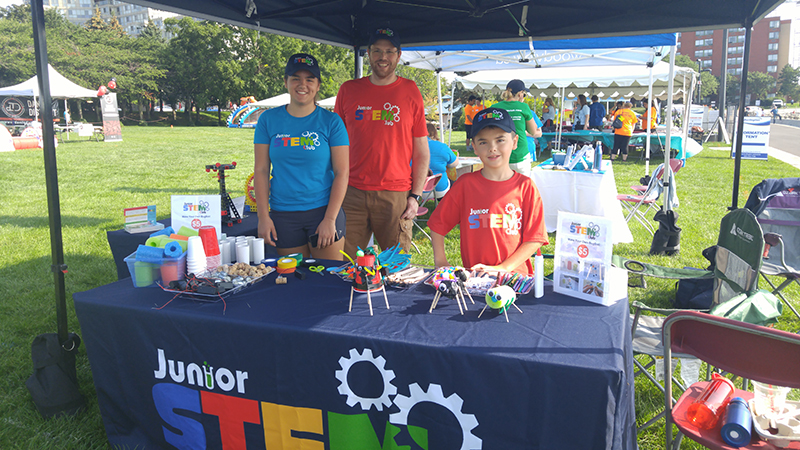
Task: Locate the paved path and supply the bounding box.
[768,124,800,170]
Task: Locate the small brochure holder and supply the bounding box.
[553,212,626,306]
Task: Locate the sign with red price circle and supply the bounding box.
[554,212,616,305]
[170,195,221,243]
[576,244,589,258]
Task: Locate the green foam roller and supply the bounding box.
[178,226,198,237]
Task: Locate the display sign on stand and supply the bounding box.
[553,212,626,306]
[170,195,221,238]
[100,92,122,142]
[731,116,770,161]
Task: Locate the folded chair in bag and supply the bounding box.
[744,178,800,319]
[664,311,800,450]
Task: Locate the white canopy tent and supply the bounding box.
[456,61,698,173]
[249,93,290,108]
[318,96,336,109]
[0,64,97,98]
[0,64,98,124]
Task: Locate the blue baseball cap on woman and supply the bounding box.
[285,53,321,79]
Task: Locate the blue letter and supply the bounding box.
[152,383,206,449]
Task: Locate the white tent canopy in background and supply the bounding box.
[249,93,291,108]
[457,61,695,99]
[317,96,336,108]
[0,65,97,98]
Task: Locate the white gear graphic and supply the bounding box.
[390,383,482,450]
[383,102,401,122]
[335,348,397,411]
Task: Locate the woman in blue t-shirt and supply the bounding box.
[253,53,349,260]
[426,123,458,199]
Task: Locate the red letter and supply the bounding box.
[201,391,261,450]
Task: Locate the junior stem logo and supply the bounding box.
[151,347,482,449]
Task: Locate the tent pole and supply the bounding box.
[32,0,69,344]
[718,29,728,141]
[557,87,565,151]
[731,22,752,210]
[663,48,676,212]
[645,60,654,175]
[447,80,455,146]
[681,73,696,162]
[354,46,363,79]
[436,70,444,141]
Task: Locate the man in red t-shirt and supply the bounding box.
[335,27,429,255]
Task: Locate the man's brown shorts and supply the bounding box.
[342,186,412,255]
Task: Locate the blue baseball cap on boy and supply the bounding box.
[369,27,401,49]
[285,53,321,79]
[471,107,516,136]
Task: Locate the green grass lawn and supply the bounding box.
[1,126,798,449]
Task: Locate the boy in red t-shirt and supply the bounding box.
[428,107,549,274]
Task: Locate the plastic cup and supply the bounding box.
[246,236,255,263]
[236,243,250,264]
[206,254,221,273]
[198,226,220,256]
[253,238,265,263]
[752,380,790,417]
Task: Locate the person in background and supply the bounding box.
[254,53,349,260]
[334,27,429,255]
[573,94,590,130]
[771,105,782,123]
[611,102,638,162]
[463,95,483,150]
[428,107,549,274]
[608,100,624,119]
[588,95,606,131]
[541,97,556,130]
[491,79,542,177]
[641,98,658,131]
[426,123,458,200]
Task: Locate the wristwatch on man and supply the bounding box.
[408,193,421,201]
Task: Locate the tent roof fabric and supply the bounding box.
[457,61,695,99]
[0,65,97,99]
[250,93,291,107]
[401,34,676,72]
[125,0,782,49]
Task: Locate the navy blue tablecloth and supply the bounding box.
[73,269,636,449]
[106,215,260,280]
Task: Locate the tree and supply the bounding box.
[778,65,800,102]
[108,14,125,35]
[746,71,776,101]
[673,54,718,99]
[85,7,107,31]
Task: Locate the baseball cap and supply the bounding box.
[368,27,401,49]
[285,53,321,79]
[471,107,516,137]
[506,79,529,95]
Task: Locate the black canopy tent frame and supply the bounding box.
[27,0,780,411]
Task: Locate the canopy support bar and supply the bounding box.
[731,22,753,210]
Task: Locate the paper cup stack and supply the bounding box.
[198,226,221,272]
[186,235,207,276]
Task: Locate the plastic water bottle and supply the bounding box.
[534,249,544,298]
[721,397,752,447]
[685,373,735,429]
[594,142,603,170]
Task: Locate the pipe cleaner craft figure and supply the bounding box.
[479,285,523,322]
[429,267,474,315]
[346,248,389,316]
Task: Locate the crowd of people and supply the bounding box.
[252,26,664,275]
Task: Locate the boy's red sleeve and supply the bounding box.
[427,180,462,237]
[522,181,550,246]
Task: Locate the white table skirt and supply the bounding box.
[531,160,634,244]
